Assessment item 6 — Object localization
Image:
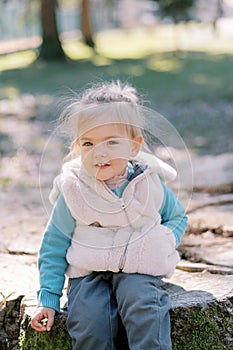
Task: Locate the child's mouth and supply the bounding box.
[95,163,110,168]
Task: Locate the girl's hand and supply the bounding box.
[31,307,55,332]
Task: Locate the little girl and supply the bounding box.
[31,81,187,349]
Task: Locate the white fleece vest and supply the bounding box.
[50,152,180,278]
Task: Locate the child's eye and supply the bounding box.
[107,139,119,146]
[82,141,93,147]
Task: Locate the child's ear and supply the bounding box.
[76,139,81,148]
[131,135,143,157]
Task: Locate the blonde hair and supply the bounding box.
[59,81,143,161]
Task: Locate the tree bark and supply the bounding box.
[39,0,66,60]
[81,0,95,48]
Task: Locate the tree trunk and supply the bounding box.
[81,0,95,48]
[39,0,66,60]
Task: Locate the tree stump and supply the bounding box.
[19,275,233,350]
[0,294,24,350]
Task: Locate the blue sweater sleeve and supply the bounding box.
[159,182,188,247]
[37,194,75,312]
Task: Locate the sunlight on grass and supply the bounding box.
[0,87,20,99]
[96,29,161,59]
[63,40,113,66]
[0,51,37,72]
[147,56,181,72]
[94,24,233,58]
[62,40,93,60]
[192,73,221,88]
[0,23,232,74]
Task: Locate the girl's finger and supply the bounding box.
[31,319,46,332]
[46,316,54,331]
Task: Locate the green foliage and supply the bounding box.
[154,0,196,22]
[0,27,232,155]
[20,0,40,27]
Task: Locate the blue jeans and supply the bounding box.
[67,272,172,350]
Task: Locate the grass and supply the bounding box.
[0,23,232,154]
[0,24,232,100]
[0,51,37,73]
[0,48,232,104]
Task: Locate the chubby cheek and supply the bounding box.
[111,158,128,170]
[81,151,93,170]
[113,143,132,159]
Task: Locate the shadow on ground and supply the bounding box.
[0,50,233,155]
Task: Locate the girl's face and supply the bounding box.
[77,124,142,181]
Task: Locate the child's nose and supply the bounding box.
[93,143,107,157]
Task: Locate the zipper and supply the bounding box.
[97,185,132,270]
[118,197,134,271]
[101,170,149,271]
[118,168,150,270]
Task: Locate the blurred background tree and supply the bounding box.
[0,0,228,61]
[154,0,196,23]
[39,0,66,60]
[80,0,95,48]
[39,0,95,59]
